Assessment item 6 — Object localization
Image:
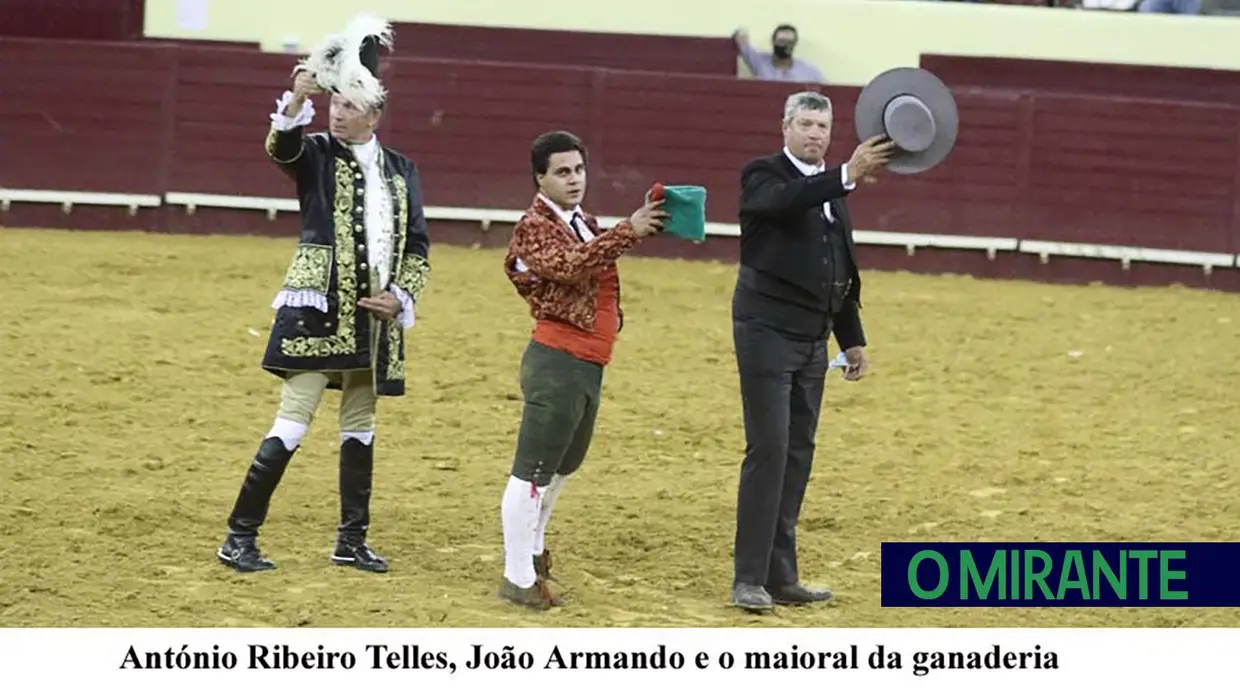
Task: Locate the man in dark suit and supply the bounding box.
[731,91,895,612]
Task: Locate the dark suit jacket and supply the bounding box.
[736,151,865,350]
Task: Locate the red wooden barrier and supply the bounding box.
[0,0,144,41]
[920,54,1240,105]
[0,39,173,193]
[390,21,738,77]
[2,38,1239,291]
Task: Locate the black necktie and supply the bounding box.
[570,213,587,242]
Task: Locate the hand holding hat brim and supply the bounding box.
[854,67,959,175]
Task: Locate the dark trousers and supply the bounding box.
[731,298,829,588]
[510,340,604,487]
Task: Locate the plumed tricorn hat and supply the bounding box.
[297,13,393,110]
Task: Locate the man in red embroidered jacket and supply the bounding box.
[497,131,666,610]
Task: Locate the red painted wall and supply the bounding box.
[921,54,1240,105]
[3,38,1240,290]
[390,22,738,76]
[0,0,145,40]
[0,39,172,192]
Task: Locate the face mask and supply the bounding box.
[773,44,792,59]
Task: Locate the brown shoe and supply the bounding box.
[498,577,562,610]
[533,550,555,581]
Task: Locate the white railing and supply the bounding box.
[0,188,162,216]
[3,188,1236,273]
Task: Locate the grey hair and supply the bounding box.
[782,91,832,124]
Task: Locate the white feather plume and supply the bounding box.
[297,13,394,110]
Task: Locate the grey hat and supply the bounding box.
[854,67,959,175]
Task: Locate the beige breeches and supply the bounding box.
[275,370,377,432]
[273,284,384,433]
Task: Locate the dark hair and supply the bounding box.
[772,24,797,41]
[530,130,588,188]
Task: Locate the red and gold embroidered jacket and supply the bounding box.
[503,196,640,335]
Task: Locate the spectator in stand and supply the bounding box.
[732,25,825,84]
[1077,0,1140,9]
[1137,0,1200,12]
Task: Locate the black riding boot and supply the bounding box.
[217,437,296,572]
[332,437,388,572]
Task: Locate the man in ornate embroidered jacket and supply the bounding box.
[495,131,666,610]
[216,39,430,574]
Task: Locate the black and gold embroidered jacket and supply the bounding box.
[260,122,431,397]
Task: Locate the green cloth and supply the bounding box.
[658,185,707,243]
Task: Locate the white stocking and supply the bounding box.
[266,417,307,450]
[501,475,542,588]
[532,474,568,556]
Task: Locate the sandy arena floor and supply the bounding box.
[1,227,1237,628]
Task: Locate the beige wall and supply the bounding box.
[145,0,1240,85]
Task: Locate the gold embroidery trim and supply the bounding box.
[281,243,332,294]
[385,314,403,382]
[393,174,408,269]
[265,127,304,164]
[395,256,429,305]
[385,175,410,382]
[279,157,358,358]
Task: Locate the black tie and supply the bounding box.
[570,213,587,242]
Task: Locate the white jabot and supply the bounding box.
[349,135,395,290]
[350,135,413,328]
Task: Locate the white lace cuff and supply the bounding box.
[271,289,328,313]
[391,285,416,329]
[271,90,315,131]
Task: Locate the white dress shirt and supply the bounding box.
[513,193,593,273]
[782,146,856,223]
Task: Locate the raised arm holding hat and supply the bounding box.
[496,130,666,610]
[217,15,431,575]
[729,90,895,613]
[853,67,959,175]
